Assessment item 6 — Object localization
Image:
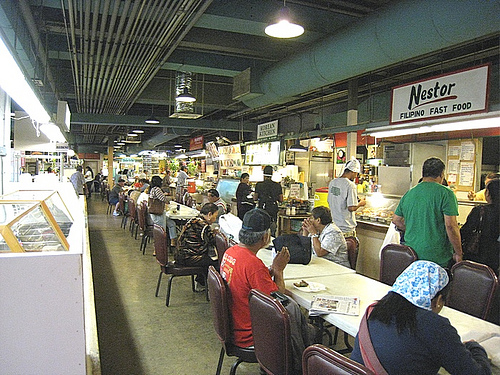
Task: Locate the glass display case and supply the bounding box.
[0,190,73,252]
[355,192,401,226]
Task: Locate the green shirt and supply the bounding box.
[394,182,459,267]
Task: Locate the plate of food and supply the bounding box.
[293,280,327,293]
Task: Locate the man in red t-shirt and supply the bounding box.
[220,208,290,347]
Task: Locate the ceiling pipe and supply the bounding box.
[241,0,500,109]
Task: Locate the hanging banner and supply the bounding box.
[189,135,204,151]
[257,120,278,139]
[390,64,489,125]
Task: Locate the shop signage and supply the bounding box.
[390,64,489,124]
[257,120,278,139]
[190,135,204,151]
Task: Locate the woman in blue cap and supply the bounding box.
[350,260,491,375]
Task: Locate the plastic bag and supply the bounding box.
[380,223,400,254]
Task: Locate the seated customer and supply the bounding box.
[175,203,219,291]
[207,188,227,222]
[350,260,491,375]
[148,176,177,247]
[301,206,349,267]
[220,208,317,373]
[109,178,125,216]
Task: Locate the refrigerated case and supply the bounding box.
[309,152,333,192]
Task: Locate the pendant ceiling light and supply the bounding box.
[145,105,159,124]
[175,87,196,103]
[289,140,308,152]
[265,0,304,38]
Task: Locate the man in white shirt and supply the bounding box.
[327,159,366,237]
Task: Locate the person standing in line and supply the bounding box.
[176,165,189,198]
[392,157,462,268]
[236,173,255,220]
[327,159,366,237]
[468,172,500,201]
[254,165,283,237]
[70,165,86,196]
[84,166,94,198]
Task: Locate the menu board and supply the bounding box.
[245,141,281,165]
[218,144,242,168]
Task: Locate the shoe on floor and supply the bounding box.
[195,282,206,292]
[113,211,120,216]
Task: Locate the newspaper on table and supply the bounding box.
[309,295,360,317]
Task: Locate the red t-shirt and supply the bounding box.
[220,244,278,347]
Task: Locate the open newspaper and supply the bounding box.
[461,331,500,367]
[309,295,360,316]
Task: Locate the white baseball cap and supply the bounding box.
[344,159,361,173]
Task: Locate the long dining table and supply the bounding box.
[256,248,500,370]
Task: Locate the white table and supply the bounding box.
[165,201,198,220]
[257,249,355,280]
[285,272,500,366]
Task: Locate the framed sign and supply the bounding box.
[390,64,489,124]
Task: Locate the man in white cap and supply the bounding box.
[327,159,366,237]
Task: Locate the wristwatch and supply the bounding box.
[310,233,319,238]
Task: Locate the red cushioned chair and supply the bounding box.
[303,344,375,375]
[379,243,418,285]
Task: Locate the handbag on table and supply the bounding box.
[273,234,312,265]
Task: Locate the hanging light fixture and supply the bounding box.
[265,0,304,39]
[175,87,196,103]
[289,140,308,152]
[145,105,159,124]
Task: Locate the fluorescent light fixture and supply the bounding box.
[132,129,144,133]
[0,37,51,123]
[117,142,125,146]
[175,144,183,148]
[175,87,196,103]
[40,123,66,142]
[175,153,188,159]
[265,3,304,38]
[127,132,138,137]
[366,114,500,138]
[289,141,308,152]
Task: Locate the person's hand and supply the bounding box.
[301,218,315,235]
[453,252,463,263]
[467,191,476,201]
[358,198,366,207]
[272,246,290,272]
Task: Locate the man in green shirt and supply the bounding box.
[392,157,463,268]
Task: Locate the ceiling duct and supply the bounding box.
[170,71,202,119]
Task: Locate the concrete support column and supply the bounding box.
[347,80,358,161]
[0,89,11,194]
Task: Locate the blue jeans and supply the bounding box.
[150,212,177,239]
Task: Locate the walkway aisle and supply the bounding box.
[87,196,262,374]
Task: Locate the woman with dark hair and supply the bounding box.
[351,261,491,375]
[236,173,254,220]
[175,203,219,291]
[148,175,177,247]
[461,179,500,276]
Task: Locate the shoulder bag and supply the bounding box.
[462,206,485,256]
[148,197,165,215]
[273,234,312,265]
[358,303,389,375]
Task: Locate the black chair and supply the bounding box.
[215,231,232,267]
[207,266,257,375]
[379,244,418,285]
[446,260,499,320]
[119,193,129,229]
[302,344,375,375]
[127,198,138,237]
[153,224,208,306]
[249,289,293,375]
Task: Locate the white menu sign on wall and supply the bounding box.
[390,64,489,124]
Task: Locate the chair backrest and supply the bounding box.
[153,224,169,266]
[345,236,359,270]
[137,201,147,230]
[118,192,127,214]
[302,344,375,375]
[379,244,418,285]
[128,198,137,221]
[215,231,231,266]
[249,289,292,375]
[446,260,499,320]
[207,266,232,347]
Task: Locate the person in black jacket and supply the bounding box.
[461,179,500,276]
[254,166,283,236]
[235,173,254,220]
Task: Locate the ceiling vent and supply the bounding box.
[232,68,263,101]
